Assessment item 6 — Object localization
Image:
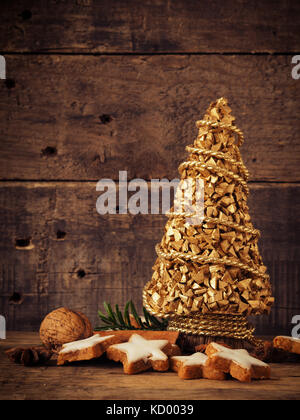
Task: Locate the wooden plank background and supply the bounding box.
[1,0,300,53]
[0,0,299,335]
[0,55,299,182]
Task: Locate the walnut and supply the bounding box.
[39,307,93,352]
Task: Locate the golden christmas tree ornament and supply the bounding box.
[143,98,274,351]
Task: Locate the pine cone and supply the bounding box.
[5,346,53,366]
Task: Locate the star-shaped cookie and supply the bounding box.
[205,342,271,382]
[106,333,173,374]
[171,352,226,380]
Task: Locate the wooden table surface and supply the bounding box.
[1,332,300,400]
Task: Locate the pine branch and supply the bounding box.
[95,301,168,331]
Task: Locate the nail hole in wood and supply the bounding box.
[20,9,32,20]
[252,158,257,163]
[56,230,66,240]
[5,79,16,89]
[41,146,57,157]
[77,269,86,278]
[15,238,34,249]
[9,292,23,305]
[99,114,112,124]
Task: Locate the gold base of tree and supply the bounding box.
[143,97,274,349]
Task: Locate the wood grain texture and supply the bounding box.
[1,0,300,53]
[1,332,300,400]
[0,182,299,335]
[1,54,299,182]
[0,1,299,347]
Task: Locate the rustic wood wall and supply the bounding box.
[0,0,299,335]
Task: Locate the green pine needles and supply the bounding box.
[95,301,168,331]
